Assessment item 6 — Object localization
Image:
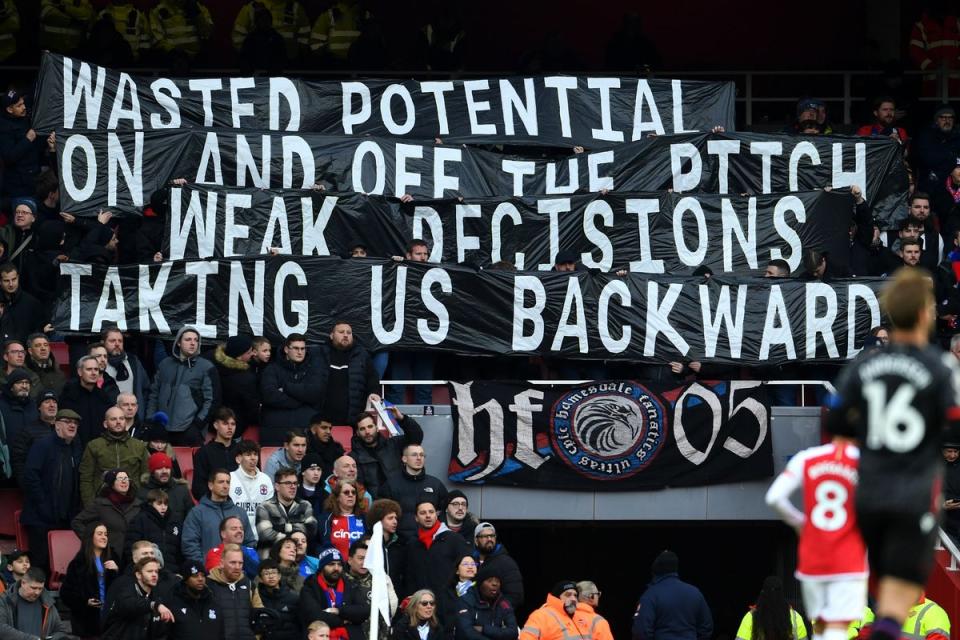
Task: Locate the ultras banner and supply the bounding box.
[165,187,854,275]
[447,379,772,489]
[34,53,736,146]
[52,258,883,365]
[57,129,908,227]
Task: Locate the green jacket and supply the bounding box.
[78,431,149,506]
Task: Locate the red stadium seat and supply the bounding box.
[173,447,194,479]
[14,510,27,550]
[260,446,281,464]
[50,342,71,376]
[332,426,352,453]
[48,530,80,591]
[0,489,24,537]
[242,425,259,443]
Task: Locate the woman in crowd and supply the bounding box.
[735,576,808,640]
[71,469,142,563]
[392,589,444,640]
[440,555,478,634]
[318,480,366,559]
[60,522,119,639]
[269,538,305,594]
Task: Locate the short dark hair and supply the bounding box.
[101,326,124,341]
[208,468,230,484]
[86,341,105,353]
[284,333,306,347]
[235,439,260,456]
[212,407,236,423]
[258,558,280,574]
[284,429,306,444]
[909,192,931,206]
[146,489,168,505]
[900,238,922,252]
[406,239,428,254]
[134,557,160,574]
[274,467,297,483]
[25,333,47,348]
[219,516,243,533]
[309,414,332,427]
[0,263,18,278]
[330,319,352,331]
[349,539,368,558]
[766,259,790,276]
[873,95,895,111]
[882,268,933,330]
[35,170,59,201]
[900,216,923,231]
[355,410,378,428]
[22,567,45,584]
[2,339,23,354]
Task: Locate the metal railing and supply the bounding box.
[937,529,960,572]
[380,379,836,406]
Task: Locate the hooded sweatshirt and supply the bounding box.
[146,326,215,432]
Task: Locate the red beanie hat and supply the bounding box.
[148,452,172,473]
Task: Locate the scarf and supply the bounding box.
[30,356,54,372]
[107,488,133,507]
[456,579,473,597]
[321,576,349,639]
[107,352,129,381]
[948,176,960,204]
[417,520,441,550]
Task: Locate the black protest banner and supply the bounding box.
[165,186,853,275]
[58,129,907,227]
[447,379,772,490]
[52,258,883,365]
[34,53,736,146]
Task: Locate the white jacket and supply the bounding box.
[229,468,274,539]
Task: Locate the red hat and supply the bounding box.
[148,452,172,473]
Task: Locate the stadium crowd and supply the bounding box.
[0,3,955,640]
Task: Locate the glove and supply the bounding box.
[284,523,293,533]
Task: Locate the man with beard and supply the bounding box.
[455,564,518,640]
[343,540,397,640]
[102,327,150,417]
[913,106,960,198]
[314,321,379,427]
[24,333,64,395]
[350,409,423,499]
[298,547,365,636]
[0,265,45,345]
[137,452,193,526]
[519,582,592,640]
[857,96,908,142]
[404,499,471,597]
[442,491,478,544]
[10,388,56,482]
[107,540,178,603]
[102,557,175,639]
[208,545,263,640]
[473,523,524,610]
[0,368,36,451]
[305,415,344,481]
[166,561,222,640]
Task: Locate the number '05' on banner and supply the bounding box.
[448,379,772,490]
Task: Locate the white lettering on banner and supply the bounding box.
[805,282,839,359]
[627,198,664,273]
[196,132,224,185]
[673,197,707,266]
[261,197,292,255]
[107,72,142,129]
[500,78,538,137]
[107,132,143,207]
[184,261,219,337]
[700,284,747,358]
[536,198,571,270]
[598,279,632,353]
[223,193,252,257]
[544,77,577,138]
[187,79,223,128]
[643,282,690,357]
[352,140,386,195]
[420,81,453,135]
[749,141,782,194]
[789,141,820,191]
[588,78,624,142]
[832,142,867,196]
[341,82,371,134]
[545,157,579,194]
[301,196,336,256]
[433,147,461,198]
[229,78,255,129]
[512,276,546,351]
[588,151,614,192]
[62,134,97,202]
[395,143,423,195]
[93,266,126,331]
[707,140,740,194]
[149,79,181,128]
[269,78,300,131]
[450,381,507,481]
[770,195,806,272]
[674,383,722,465]
[371,265,405,344]
[632,79,666,138]
[464,80,496,135]
[412,207,443,262]
[236,135,270,188]
[456,204,481,263]
[274,262,308,334]
[491,202,524,270]
[720,198,758,271]
[169,188,216,260]
[846,284,881,359]
[381,84,415,135]
[502,160,535,197]
[508,390,549,469]
[582,200,614,271]
[759,285,796,360]
[281,136,315,189]
[551,277,588,353]
[229,261,265,336]
[672,80,694,134]
[138,264,171,333]
[63,58,106,129]
[62,263,92,331]
[670,143,701,193]
[419,269,451,345]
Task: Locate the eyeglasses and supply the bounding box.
[449,500,467,508]
[476,534,496,539]
[5,349,23,355]
[341,490,356,495]
[460,561,477,567]
[115,476,130,482]
[277,481,299,486]
[419,601,436,607]
[260,570,280,577]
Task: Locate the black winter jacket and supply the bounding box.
[101,577,165,640]
[454,588,518,640]
[71,493,142,560]
[138,473,194,526]
[190,441,238,500]
[473,545,524,610]
[165,581,223,640]
[9,417,52,481]
[257,581,301,640]
[20,432,82,527]
[59,378,119,446]
[124,503,182,567]
[259,356,323,440]
[403,525,471,599]
[59,552,119,637]
[207,568,260,640]
[381,468,448,542]
[298,574,367,632]
[306,431,345,480]
[349,416,424,499]
[390,614,445,640]
[0,112,46,200]
[205,344,261,432]
[0,288,46,345]
[311,342,379,426]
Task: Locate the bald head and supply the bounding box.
[334,456,358,482]
[104,406,126,434]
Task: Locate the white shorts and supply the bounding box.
[801,578,867,623]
